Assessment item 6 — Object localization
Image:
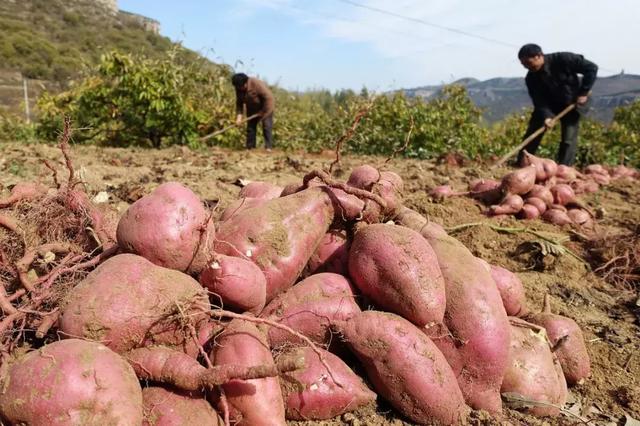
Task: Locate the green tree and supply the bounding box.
[37,50,235,148]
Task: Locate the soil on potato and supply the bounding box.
[1,142,638,426]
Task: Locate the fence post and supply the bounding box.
[23,76,31,123]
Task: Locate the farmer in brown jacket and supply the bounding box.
[231,73,275,150]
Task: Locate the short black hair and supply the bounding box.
[231,73,249,87]
[518,43,543,59]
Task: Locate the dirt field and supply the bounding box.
[1,142,638,425]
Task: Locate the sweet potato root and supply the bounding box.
[142,386,224,426]
[277,346,376,420]
[212,319,286,425]
[348,223,446,326]
[334,311,469,425]
[260,272,361,347]
[0,339,143,425]
[59,254,210,355]
[501,317,568,417]
[199,253,267,314]
[116,182,215,274]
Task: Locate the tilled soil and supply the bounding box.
[1,142,638,425]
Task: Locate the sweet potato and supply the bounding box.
[348,223,446,326]
[260,272,360,347]
[375,171,403,216]
[556,164,580,181]
[277,346,376,420]
[335,311,469,425]
[488,194,524,216]
[238,181,283,199]
[116,182,215,275]
[525,295,591,385]
[347,166,403,218]
[501,164,537,196]
[501,318,567,417]
[219,197,266,221]
[393,216,510,413]
[392,206,448,239]
[518,203,540,220]
[469,178,502,204]
[567,208,592,227]
[199,254,267,314]
[0,181,48,207]
[59,254,210,355]
[550,184,576,206]
[430,185,455,201]
[524,196,547,214]
[142,386,223,426]
[347,164,380,190]
[489,264,529,317]
[127,346,303,391]
[542,208,572,225]
[305,230,350,276]
[520,151,548,182]
[0,339,143,425]
[215,186,367,302]
[212,319,286,425]
[526,184,554,206]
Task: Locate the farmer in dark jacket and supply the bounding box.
[518,44,598,165]
[231,73,275,150]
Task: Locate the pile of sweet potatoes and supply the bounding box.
[0,152,595,425]
[431,152,639,229]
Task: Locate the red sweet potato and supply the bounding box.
[556,164,580,181]
[347,164,380,190]
[518,203,540,219]
[489,264,529,317]
[142,387,223,426]
[469,178,502,204]
[501,317,568,417]
[305,230,350,276]
[392,206,448,239]
[501,164,537,196]
[524,196,548,214]
[375,171,404,216]
[215,186,366,302]
[277,346,376,420]
[525,295,591,385]
[238,181,283,199]
[488,194,524,216]
[429,185,458,201]
[520,151,548,182]
[59,254,210,356]
[526,184,554,206]
[335,311,469,425]
[0,181,48,207]
[212,319,286,425]
[393,218,510,413]
[0,339,143,425]
[542,208,573,225]
[347,166,403,218]
[127,345,302,391]
[260,272,361,347]
[219,197,266,221]
[116,182,215,275]
[199,254,267,314]
[348,223,446,326]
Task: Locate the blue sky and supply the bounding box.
[119,0,637,92]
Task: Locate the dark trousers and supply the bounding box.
[246,114,273,149]
[518,108,580,166]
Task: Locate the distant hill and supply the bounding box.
[403,74,640,123]
[0,0,184,116]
